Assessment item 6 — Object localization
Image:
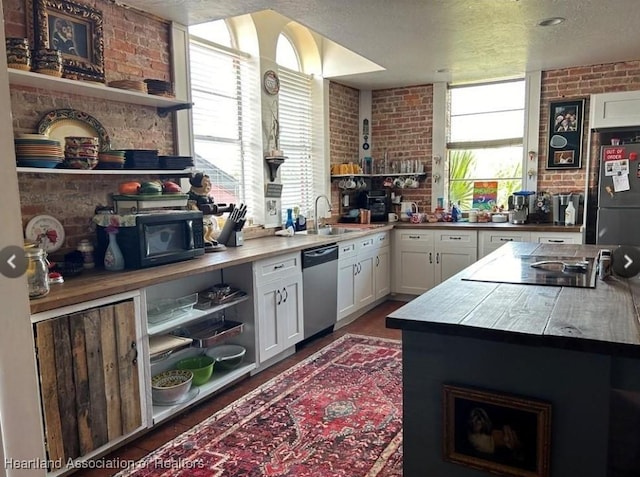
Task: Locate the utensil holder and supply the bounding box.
[217,220,243,246]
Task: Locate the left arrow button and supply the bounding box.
[0,246,28,278]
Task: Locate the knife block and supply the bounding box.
[217,219,243,246]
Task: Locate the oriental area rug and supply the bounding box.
[117,334,403,477]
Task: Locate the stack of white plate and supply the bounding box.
[14,134,63,168]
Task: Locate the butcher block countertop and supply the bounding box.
[387,242,640,358]
[30,225,393,315]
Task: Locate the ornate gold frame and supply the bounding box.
[27,0,105,82]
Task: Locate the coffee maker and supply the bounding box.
[553,193,582,225]
[508,192,534,224]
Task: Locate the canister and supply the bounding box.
[25,247,49,298]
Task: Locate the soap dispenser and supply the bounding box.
[564,201,575,226]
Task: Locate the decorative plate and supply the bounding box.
[36,109,111,152]
[263,70,280,95]
[25,215,65,252]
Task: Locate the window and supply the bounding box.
[188,21,262,220]
[447,80,525,210]
[276,34,317,219]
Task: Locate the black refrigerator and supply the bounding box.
[596,144,640,245]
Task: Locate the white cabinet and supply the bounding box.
[337,232,391,322]
[375,243,391,299]
[589,90,640,130]
[530,231,583,244]
[478,230,532,259]
[393,229,477,294]
[433,230,477,283]
[253,252,304,362]
[337,240,358,320]
[393,230,436,295]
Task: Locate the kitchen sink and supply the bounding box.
[307,226,358,236]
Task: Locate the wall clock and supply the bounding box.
[263,70,280,95]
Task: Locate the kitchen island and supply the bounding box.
[387,242,640,476]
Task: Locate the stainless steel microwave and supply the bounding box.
[96,210,205,269]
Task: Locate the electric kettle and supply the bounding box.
[400,201,418,221]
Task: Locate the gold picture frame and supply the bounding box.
[443,384,552,477]
[27,0,105,82]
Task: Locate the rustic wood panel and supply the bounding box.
[114,300,142,434]
[52,316,80,459]
[100,304,122,441]
[35,320,65,463]
[83,309,108,449]
[69,314,92,456]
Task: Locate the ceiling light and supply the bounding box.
[538,17,565,27]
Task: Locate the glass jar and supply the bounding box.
[25,247,49,298]
[77,239,95,269]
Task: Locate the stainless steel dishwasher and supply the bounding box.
[301,243,339,341]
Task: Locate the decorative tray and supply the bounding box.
[36,108,111,152]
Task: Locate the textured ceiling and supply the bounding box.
[121,0,640,89]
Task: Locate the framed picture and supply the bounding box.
[443,384,551,477]
[546,99,585,169]
[27,0,105,82]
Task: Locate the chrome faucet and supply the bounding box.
[314,194,332,233]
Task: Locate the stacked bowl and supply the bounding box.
[6,38,31,71]
[97,150,126,169]
[14,134,63,168]
[63,136,99,169]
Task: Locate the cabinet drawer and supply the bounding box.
[373,231,390,248]
[531,232,582,244]
[435,230,477,248]
[357,235,377,253]
[254,252,301,284]
[338,240,358,259]
[394,229,434,247]
[483,231,531,244]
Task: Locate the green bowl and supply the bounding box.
[175,356,214,385]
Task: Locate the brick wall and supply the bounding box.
[371,85,433,212]
[538,60,640,196]
[6,0,175,254]
[328,82,360,219]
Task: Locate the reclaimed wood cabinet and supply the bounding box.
[33,298,143,465]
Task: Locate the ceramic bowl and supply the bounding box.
[175,356,215,385]
[206,344,246,370]
[151,369,193,404]
[63,157,98,169]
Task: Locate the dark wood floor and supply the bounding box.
[72,299,404,477]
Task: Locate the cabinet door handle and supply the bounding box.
[409,235,421,239]
[429,252,432,264]
[548,239,565,243]
[276,289,282,305]
[131,341,138,366]
[353,264,358,276]
[449,236,461,240]
[500,238,514,242]
[436,252,440,264]
[376,256,380,267]
[274,264,285,270]
[282,287,288,303]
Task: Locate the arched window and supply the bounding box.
[188,20,262,223]
[276,33,318,220]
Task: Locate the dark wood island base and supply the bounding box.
[387,242,640,477]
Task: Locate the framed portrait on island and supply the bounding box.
[27,0,105,82]
[546,99,585,169]
[443,384,551,477]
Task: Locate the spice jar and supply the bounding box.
[77,239,95,269]
[25,247,50,298]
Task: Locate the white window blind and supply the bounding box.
[278,66,317,217]
[188,38,263,221]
